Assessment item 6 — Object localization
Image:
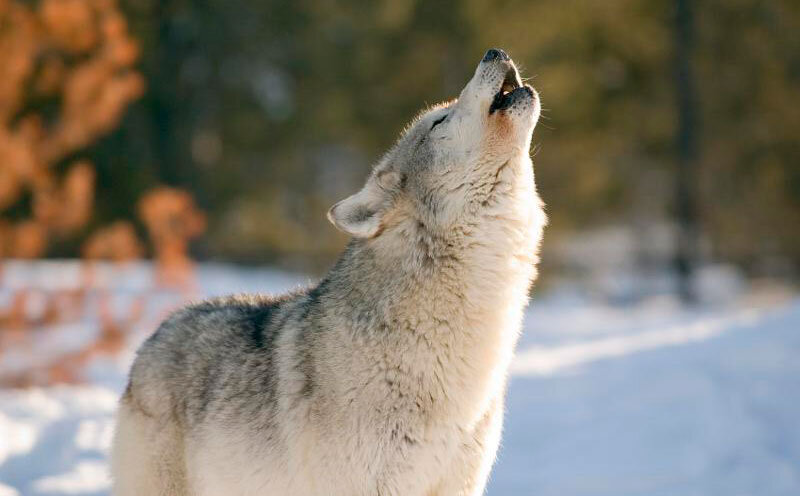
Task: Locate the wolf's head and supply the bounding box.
[329,48,541,241]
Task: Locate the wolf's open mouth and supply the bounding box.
[489,66,524,114]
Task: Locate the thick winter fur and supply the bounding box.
[111,49,546,496]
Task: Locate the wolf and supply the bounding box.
[111,48,546,496]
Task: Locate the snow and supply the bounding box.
[489,299,800,496]
[0,262,798,495]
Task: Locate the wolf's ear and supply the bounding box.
[327,186,384,238]
[328,171,401,238]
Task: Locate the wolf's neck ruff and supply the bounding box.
[335,161,538,318]
[314,148,543,426]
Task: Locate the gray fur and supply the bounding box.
[112,50,545,496]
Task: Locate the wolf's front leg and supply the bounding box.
[111,399,189,496]
[428,400,504,496]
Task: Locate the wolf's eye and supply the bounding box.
[430,114,447,131]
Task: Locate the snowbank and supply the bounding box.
[0,263,797,495]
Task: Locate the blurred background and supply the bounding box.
[0,0,798,495]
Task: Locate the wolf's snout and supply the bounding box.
[482,48,510,62]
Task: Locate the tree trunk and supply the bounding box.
[674,0,699,304]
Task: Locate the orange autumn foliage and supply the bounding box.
[138,187,207,288]
[0,1,205,387]
[82,220,145,262]
[0,0,144,257]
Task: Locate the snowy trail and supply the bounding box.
[512,307,766,375]
[0,264,798,496]
[490,301,800,496]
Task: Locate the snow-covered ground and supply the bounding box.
[0,262,798,496]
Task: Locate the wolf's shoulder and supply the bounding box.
[131,291,307,383]
[148,291,306,350]
[125,290,307,418]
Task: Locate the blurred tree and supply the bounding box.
[673,0,699,302]
[138,186,206,288]
[694,0,800,274]
[0,0,144,257]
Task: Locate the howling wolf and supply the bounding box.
[111,48,546,496]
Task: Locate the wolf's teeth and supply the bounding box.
[501,80,517,94]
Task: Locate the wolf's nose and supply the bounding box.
[483,48,510,62]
